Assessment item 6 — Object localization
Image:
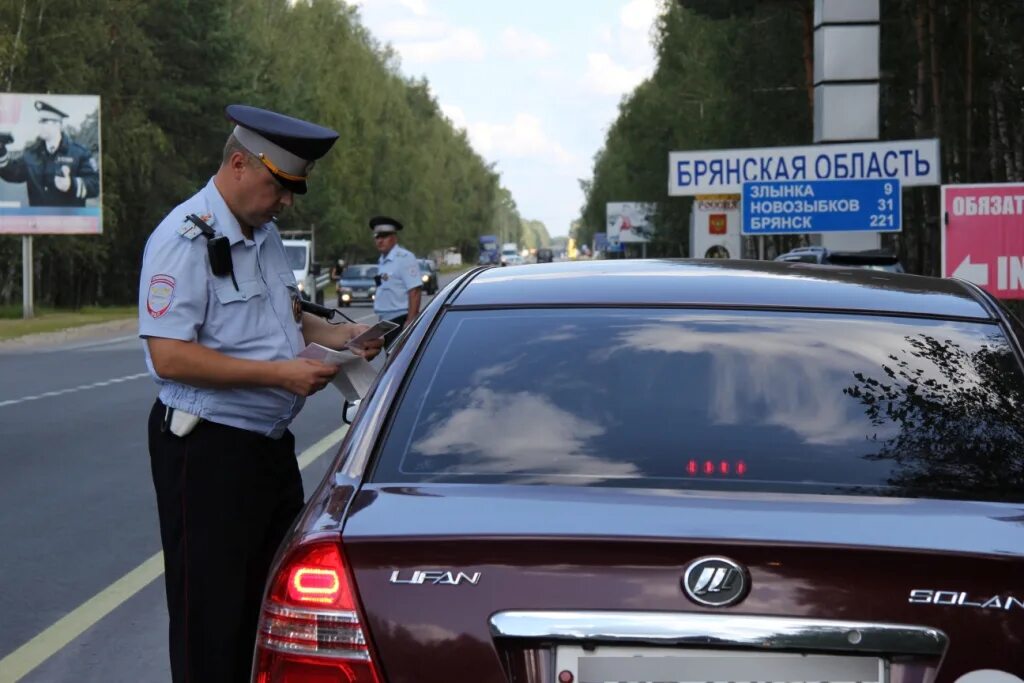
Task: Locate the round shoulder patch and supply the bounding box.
[147,275,176,319]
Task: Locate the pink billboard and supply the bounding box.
[942,183,1024,299]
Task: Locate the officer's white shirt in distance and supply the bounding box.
[373,243,421,316]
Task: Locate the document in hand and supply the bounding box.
[344,320,399,351]
[297,343,379,401]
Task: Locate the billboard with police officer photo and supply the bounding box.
[607,202,656,244]
[0,93,101,234]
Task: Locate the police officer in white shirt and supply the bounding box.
[370,215,422,344]
[138,104,382,683]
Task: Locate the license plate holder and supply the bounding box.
[554,645,886,683]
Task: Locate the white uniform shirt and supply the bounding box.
[373,243,421,317]
[138,178,305,438]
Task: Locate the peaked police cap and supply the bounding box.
[35,100,69,119]
[225,104,339,195]
[369,216,403,234]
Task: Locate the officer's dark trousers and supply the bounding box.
[148,400,304,683]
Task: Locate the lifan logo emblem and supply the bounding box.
[389,570,481,586]
[692,566,738,594]
[682,557,749,607]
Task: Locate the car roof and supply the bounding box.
[451,259,991,320]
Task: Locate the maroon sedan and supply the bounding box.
[252,259,1024,683]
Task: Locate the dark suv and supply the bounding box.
[775,246,905,273]
[254,260,1024,683]
[536,247,554,263]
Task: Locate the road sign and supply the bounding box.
[942,183,1024,299]
[741,179,900,235]
[669,138,939,196]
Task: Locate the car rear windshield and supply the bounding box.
[373,309,1024,502]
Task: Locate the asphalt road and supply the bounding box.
[0,274,456,682]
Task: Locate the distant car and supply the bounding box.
[775,246,905,273]
[418,258,439,295]
[337,264,377,306]
[254,259,1024,682]
[536,247,554,263]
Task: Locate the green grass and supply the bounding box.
[0,306,136,341]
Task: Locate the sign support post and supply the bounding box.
[22,235,32,319]
[814,0,881,252]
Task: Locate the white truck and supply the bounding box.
[282,235,332,305]
[500,242,521,266]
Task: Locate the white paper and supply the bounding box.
[297,343,379,401]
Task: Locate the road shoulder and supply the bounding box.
[0,318,137,353]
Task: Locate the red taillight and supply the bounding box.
[253,541,383,683]
[283,545,351,607]
[685,459,748,478]
[290,567,340,604]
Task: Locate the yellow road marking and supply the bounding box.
[297,426,347,470]
[0,425,347,682]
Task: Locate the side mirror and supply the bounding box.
[343,399,360,425]
[311,262,322,276]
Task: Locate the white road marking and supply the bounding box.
[0,425,348,682]
[0,310,380,409]
[0,373,150,409]
[0,311,380,409]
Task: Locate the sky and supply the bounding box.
[351,0,661,238]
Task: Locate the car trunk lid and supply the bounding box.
[342,484,1024,683]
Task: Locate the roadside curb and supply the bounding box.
[0,317,137,352]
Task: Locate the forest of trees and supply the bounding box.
[580,0,1024,276]
[0,0,546,307]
